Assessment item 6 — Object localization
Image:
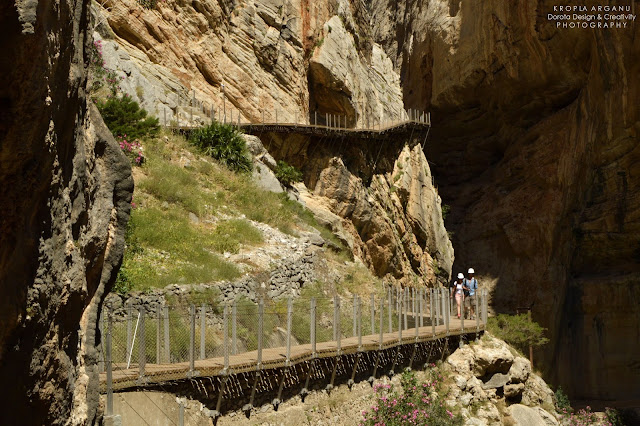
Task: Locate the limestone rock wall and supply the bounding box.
[369,0,640,401]
[93,0,404,126]
[266,133,453,285]
[0,1,133,424]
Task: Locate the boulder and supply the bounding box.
[504,383,526,399]
[508,357,532,384]
[534,407,560,426]
[471,338,515,376]
[481,373,510,390]
[508,404,551,426]
[521,374,555,408]
[253,160,284,193]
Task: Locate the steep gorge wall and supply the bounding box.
[369,0,639,401]
[263,132,453,284]
[0,0,133,424]
[95,0,453,284]
[88,0,638,403]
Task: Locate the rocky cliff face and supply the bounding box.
[369,0,640,401]
[93,0,453,284]
[0,1,133,424]
[92,0,405,126]
[281,135,453,284]
[86,0,636,404]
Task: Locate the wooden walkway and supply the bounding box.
[166,117,430,140]
[100,314,483,392]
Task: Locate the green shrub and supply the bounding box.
[605,408,625,426]
[555,386,571,411]
[487,313,549,354]
[441,204,450,219]
[274,160,303,186]
[362,367,464,425]
[189,122,252,174]
[97,94,160,139]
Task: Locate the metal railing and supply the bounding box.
[100,287,489,419]
[160,89,431,131]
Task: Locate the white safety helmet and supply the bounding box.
[457,273,464,279]
[468,268,475,274]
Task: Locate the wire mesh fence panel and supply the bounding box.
[99,287,462,383]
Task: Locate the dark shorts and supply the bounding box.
[465,294,476,307]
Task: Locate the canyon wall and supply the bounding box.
[264,132,453,284]
[45,0,638,407]
[94,0,452,284]
[0,0,133,424]
[369,0,639,401]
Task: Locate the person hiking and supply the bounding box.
[464,268,478,319]
[450,273,465,319]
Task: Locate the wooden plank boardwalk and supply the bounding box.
[101,315,483,392]
[166,118,430,140]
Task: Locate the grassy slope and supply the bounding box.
[116,131,345,293]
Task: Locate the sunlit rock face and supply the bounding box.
[369,0,640,400]
[0,0,133,423]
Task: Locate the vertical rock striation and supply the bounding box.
[0,0,133,424]
[370,0,640,401]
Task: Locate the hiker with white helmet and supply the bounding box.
[464,268,478,319]
[450,272,465,319]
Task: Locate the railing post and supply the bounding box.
[357,296,362,350]
[163,306,170,363]
[286,297,293,365]
[106,309,113,416]
[484,289,489,324]
[178,400,184,426]
[189,304,195,375]
[138,307,146,381]
[333,295,338,341]
[387,287,392,333]
[430,289,435,336]
[370,293,375,335]
[223,303,229,372]
[156,309,161,364]
[200,304,206,360]
[336,296,341,353]
[314,111,317,125]
[353,294,357,337]
[127,303,133,362]
[398,290,402,342]
[232,300,237,355]
[476,291,480,332]
[461,300,465,334]
[403,287,408,330]
[379,298,384,347]
[310,297,316,358]
[419,288,424,328]
[257,298,264,368]
[445,289,450,336]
